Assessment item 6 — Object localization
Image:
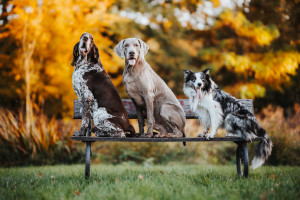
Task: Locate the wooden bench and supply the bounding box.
[71,99,263,179]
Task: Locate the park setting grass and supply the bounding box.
[0,164,299,200]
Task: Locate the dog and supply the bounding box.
[71,33,135,137]
[183,68,272,169]
[114,38,186,142]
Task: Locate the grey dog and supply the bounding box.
[114,38,186,141]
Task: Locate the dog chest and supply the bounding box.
[123,75,146,107]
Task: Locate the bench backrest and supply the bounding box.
[73,99,254,119]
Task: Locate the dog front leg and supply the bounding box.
[74,99,92,136]
[131,99,144,135]
[205,103,223,140]
[143,93,155,137]
[136,106,145,135]
[197,108,210,137]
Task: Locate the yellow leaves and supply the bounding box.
[224,83,266,99]
[199,48,300,98]
[2,0,125,117]
[211,0,220,8]
[217,10,280,46]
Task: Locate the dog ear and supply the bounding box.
[71,42,79,66]
[202,68,211,75]
[183,69,193,79]
[138,39,149,57]
[114,39,125,59]
[90,44,105,70]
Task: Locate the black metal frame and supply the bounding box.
[84,125,92,179]
[236,142,249,177]
[76,124,257,179]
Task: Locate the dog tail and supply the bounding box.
[251,128,272,169]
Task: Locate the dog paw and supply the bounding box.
[73,131,85,137]
[197,133,205,137]
[205,134,214,140]
[140,133,152,138]
[120,132,126,138]
[154,133,166,138]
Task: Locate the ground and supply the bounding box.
[0,164,299,200]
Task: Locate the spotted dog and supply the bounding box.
[71,33,135,137]
[183,68,272,169]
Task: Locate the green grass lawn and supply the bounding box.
[0,164,299,200]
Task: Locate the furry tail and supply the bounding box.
[251,128,272,169]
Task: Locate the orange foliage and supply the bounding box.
[0,0,124,117]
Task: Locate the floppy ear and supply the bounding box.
[91,44,99,64]
[71,42,79,66]
[138,39,149,57]
[114,39,125,59]
[202,68,211,75]
[183,69,193,79]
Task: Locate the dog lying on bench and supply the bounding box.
[183,68,272,169]
[71,32,135,137]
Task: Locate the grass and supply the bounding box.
[0,165,299,200]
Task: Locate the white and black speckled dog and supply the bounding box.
[71,33,135,137]
[183,68,272,169]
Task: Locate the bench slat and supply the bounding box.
[70,136,263,142]
[73,99,254,119]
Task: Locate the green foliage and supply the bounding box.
[0,165,299,200]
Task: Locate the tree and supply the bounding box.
[0,0,124,118]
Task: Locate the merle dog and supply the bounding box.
[183,68,272,169]
[71,33,135,137]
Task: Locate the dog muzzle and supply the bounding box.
[127,58,136,66]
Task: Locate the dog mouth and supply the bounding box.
[195,87,202,99]
[79,42,89,56]
[127,58,136,66]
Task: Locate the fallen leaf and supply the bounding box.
[74,190,80,196]
[268,174,276,180]
[115,178,119,183]
[37,173,43,178]
[160,171,165,174]
[138,175,144,180]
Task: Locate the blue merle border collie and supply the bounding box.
[183,68,272,169]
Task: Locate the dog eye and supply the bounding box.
[134,44,138,47]
[191,77,196,82]
[125,44,129,47]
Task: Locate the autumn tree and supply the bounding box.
[112,0,300,108]
[0,0,125,119]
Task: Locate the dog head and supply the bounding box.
[71,32,101,66]
[114,38,149,67]
[183,68,212,99]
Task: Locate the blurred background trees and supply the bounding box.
[1,0,299,117]
[0,0,299,166]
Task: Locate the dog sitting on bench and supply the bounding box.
[71,33,135,137]
[114,38,186,142]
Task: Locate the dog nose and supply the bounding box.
[129,51,134,56]
[197,83,202,87]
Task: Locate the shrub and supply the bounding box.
[0,107,84,166]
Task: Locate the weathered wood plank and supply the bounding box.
[74,99,254,119]
[70,136,263,142]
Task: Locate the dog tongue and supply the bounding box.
[128,59,136,66]
[197,88,202,99]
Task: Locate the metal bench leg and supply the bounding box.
[236,142,249,178]
[85,125,92,179]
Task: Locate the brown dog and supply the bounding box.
[72,33,135,137]
[114,38,186,142]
